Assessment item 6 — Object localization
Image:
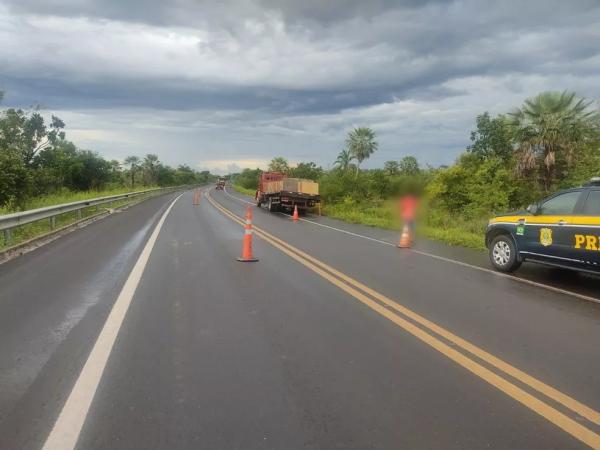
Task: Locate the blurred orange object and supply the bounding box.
[398,194,418,222]
[397,194,419,248]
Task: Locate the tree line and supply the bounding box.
[0,93,215,209]
[232,90,600,222]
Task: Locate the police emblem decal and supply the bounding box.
[540,228,553,246]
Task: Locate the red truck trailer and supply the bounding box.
[255,172,320,213]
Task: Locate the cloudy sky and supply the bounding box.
[1,0,599,173]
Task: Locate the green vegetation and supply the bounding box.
[321,200,487,249]
[0,91,217,249]
[232,168,262,191]
[0,92,216,213]
[0,185,155,215]
[4,89,596,252]
[267,156,290,173]
[231,91,600,250]
[345,127,378,176]
[232,185,257,197]
[0,186,166,249]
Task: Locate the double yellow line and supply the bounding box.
[206,190,600,448]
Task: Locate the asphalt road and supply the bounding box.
[1,188,599,449]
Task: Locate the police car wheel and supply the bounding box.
[490,235,521,272]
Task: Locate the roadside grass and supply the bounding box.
[232,184,486,250]
[322,199,397,229]
[232,185,256,197]
[0,186,160,215]
[323,200,487,250]
[0,186,160,250]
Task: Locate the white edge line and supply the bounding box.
[410,249,600,304]
[222,188,600,304]
[42,193,184,450]
[223,187,396,246]
[293,215,396,247]
[223,186,254,205]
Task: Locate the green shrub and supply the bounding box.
[233,168,261,190]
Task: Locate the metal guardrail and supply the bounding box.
[0,186,187,246]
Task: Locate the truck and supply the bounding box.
[216,178,226,190]
[255,172,320,214]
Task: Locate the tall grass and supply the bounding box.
[323,200,487,250]
[0,186,161,249]
[0,186,158,214]
[234,183,487,250]
[322,199,397,229]
[232,185,256,197]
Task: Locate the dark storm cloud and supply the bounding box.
[2,0,449,27]
[3,0,598,115]
[1,0,599,168]
[0,70,468,113]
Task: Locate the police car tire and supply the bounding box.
[489,234,521,273]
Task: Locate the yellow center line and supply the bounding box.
[255,222,600,427]
[206,190,600,449]
[210,191,600,426]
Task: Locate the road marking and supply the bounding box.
[222,187,600,304]
[223,186,254,205]
[211,191,600,425]
[409,249,600,304]
[280,213,397,246]
[42,193,183,450]
[224,186,396,245]
[207,190,600,448]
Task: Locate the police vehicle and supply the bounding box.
[486,178,600,273]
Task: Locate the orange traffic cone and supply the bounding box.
[292,205,299,222]
[237,206,259,262]
[397,223,412,248]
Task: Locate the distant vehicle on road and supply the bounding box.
[255,172,320,214]
[216,178,226,190]
[486,178,600,274]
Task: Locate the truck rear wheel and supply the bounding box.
[268,198,278,212]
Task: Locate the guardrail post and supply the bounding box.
[77,209,82,220]
[3,229,11,246]
[50,216,56,230]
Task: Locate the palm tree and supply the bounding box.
[508,91,598,191]
[124,155,140,188]
[334,149,353,172]
[345,127,378,176]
